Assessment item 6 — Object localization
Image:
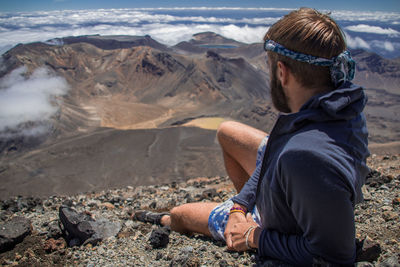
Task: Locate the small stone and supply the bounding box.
[382,211,398,222]
[43,238,66,253]
[102,202,115,210]
[214,251,222,259]
[199,245,207,252]
[379,256,400,267]
[201,189,218,200]
[14,253,22,261]
[47,221,62,239]
[181,246,194,254]
[381,206,393,211]
[149,201,157,209]
[392,197,400,205]
[362,187,372,201]
[380,185,390,191]
[219,259,229,267]
[149,227,169,248]
[155,251,163,260]
[186,257,201,267]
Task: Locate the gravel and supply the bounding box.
[0,154,399,266]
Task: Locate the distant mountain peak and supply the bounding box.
[191,32,243,45]
[44,35,169,51]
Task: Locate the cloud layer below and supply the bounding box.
[0,7,399,58]
[0,67,69,137]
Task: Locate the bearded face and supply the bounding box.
[270,61,291,113]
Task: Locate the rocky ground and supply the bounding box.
[0,154,399,267]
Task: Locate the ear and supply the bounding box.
[276,61,290,87]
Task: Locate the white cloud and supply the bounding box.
[383,41,395,52]
[345,32,371,50]
[0,8,280,50]
[345,24,400,36]
[0,8,399,57]
[331,10,400,23]
[215,24,268,44]
[0,67,69,136]
[370,40,399,52]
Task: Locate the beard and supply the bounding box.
[270,63,291,113]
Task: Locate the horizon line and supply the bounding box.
[1,6,400,14]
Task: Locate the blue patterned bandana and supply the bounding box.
[264,39,355,87]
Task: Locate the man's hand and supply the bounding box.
[229,213,260,251]
[224,204,247,249]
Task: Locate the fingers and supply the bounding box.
[226,233,233,248]
[224,212,247,250]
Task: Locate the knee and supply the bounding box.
[169,206,188,233]
[217,121,236,144]
[170,206,183,225]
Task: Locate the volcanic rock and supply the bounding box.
[356,236,382,262]
[0,216,32,252]
[43,238,66,253]
[59,206,121,246]
[149,226,170,249]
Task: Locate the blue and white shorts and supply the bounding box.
[207,135,268,241]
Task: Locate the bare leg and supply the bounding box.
[154,122,266,237]
[217,121,267,192]
[160,202,219,236]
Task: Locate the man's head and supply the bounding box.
[265,8,347,112]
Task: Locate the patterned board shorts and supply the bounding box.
[207,135,269,241]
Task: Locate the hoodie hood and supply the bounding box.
[275,82,367,135]
[302,82,367,121]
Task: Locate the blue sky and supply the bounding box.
[1,0,400,12]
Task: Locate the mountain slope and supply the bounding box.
[0,33,399,199]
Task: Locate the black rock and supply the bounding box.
[149,201,157,209]
[15,197,42,211]
[59,205,121,247]
[201,188,218,200]
[149,227,170,249]
[47,221,63,239]
[59,205,95,246]
[0,216,32,252]
[356,236,382,263]
[0,210,11,221]
[2,199,18,212]
[156,251,163,260]
[219,259,229,267]
[171,181,177,188]
[365,169,393,187]
[62,199,74,207]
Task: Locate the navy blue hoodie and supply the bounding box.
[232,82,369,265]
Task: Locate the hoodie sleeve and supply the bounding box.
[231,135,269,210]
[258,149,357,265]
[230,159,262,210]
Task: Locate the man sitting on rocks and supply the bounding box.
[135,7,369,265]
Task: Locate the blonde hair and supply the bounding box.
[265,8,346,90]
